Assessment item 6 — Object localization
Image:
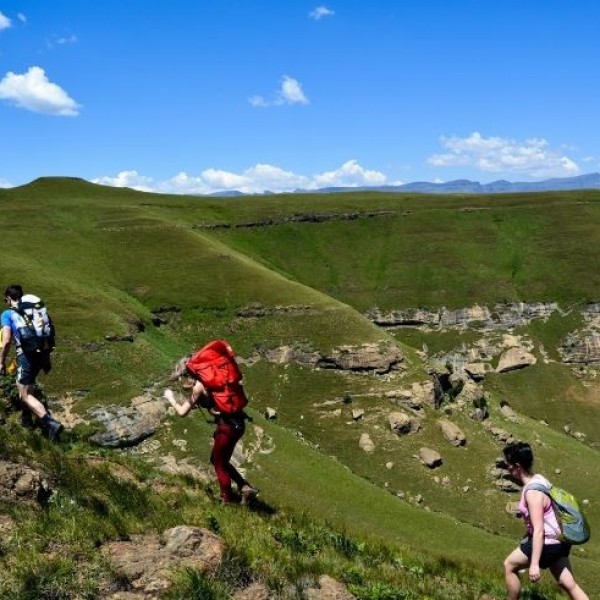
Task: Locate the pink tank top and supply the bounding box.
[519,474,561,545]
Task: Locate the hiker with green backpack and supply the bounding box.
[502,442,589,600]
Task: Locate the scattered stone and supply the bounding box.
[265,407,277,420]
[555,468,561,475]
[438,419,467,447]
[352,409,365,421]
[441,476,451,487]
[483,421,515,445]
[500,403,519,423]
[462,486,470,493]
[574,431,587,442]
[414,494,424,504]
[583,499,590,506]
[359,433,375,453]
[419,448,443,469]
[332,409,342,417]
[506,502,521,517]
[385,462,394,470]
[564,425,572,434]
[396,491,405,499]
[496,480,520,493]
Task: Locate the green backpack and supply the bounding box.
[527,481,591,545]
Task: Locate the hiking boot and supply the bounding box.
[45,418,63,442]
[240,484,259,505]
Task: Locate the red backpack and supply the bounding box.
[185,340,248,414]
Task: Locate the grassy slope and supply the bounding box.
[2,178,600,595]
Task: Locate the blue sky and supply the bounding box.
[1,1,599,194]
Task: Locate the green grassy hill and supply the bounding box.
[1,177,599,598]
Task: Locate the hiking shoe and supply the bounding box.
[240,485,259,505]
[46,419,63,442]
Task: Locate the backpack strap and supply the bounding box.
[526,481,562,540]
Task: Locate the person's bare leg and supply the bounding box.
[549,558,589,600]
[17,383,48,418]
[504,547,529,600]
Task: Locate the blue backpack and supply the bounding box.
[527,481,590,545]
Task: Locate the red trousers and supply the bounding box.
[210,423,246,501]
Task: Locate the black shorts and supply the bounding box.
[16,351,51,386]
[520,537,571,569]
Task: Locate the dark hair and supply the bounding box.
[4,285,23,301]
[503,442,534,471]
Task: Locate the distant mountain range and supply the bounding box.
[209,172,600,197]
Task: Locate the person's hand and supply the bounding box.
[163,388,176,405]
[529,564,541,583]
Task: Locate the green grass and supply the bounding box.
[2,178,600,597]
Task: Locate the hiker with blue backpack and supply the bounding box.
[163,340,258,506]
[0,285,63,441]
[502,442,589,600]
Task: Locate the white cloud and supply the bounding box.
[0,177,13,188]
[427,131,580,178]
[313,159,386,187]
[279,75,309,105]
[17,13,26,23]
[249,75,309,107]
[0,66,80,116]
[309,6,335,20]
[92,170,154,192]
[0,11,11,30]
[95,160,387,195]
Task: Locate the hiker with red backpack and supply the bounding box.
[163,340,258,505]
[502,442,589,600]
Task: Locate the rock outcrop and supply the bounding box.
[249,343,404,374]
[102,526,223,598]
[0,460,51,505]
[305,575,357,599]
[366,302,558,330]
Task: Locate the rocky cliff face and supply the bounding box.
[365,302,559,330]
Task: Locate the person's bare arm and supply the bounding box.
[526,489,546,583]
[0,325,13,376]
[163,380,207,417]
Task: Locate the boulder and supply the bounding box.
[265,407,277,420]
[419,448,443,469]
[437,419,467,447]
[89,397,166,448]
[388,411,420,435]
[496,348,537,373]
